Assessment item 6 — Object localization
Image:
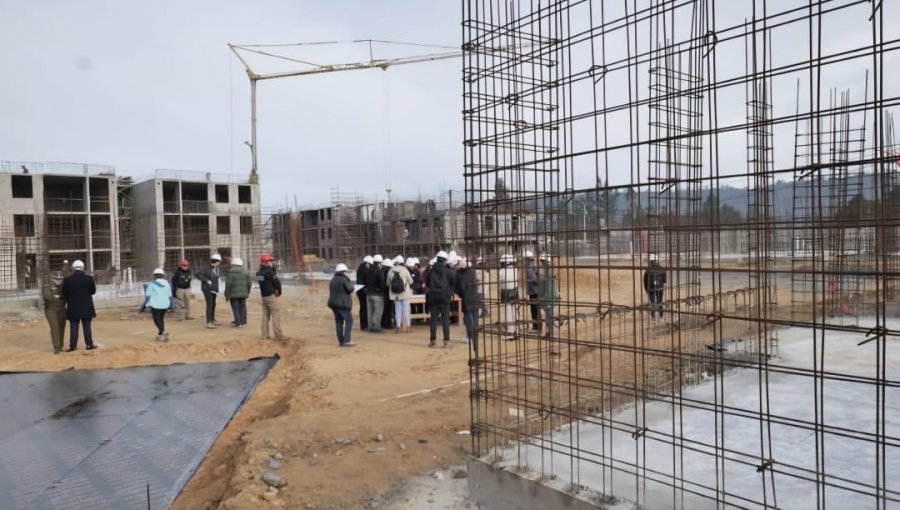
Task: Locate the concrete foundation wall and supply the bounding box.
[467,458,626,510]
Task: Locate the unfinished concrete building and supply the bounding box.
[462,0,900,509]
[0,161,120,291]
[132,170,263,274]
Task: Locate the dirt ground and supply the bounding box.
[0,264,787,509]
[0,286,475,509]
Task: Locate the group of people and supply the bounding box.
[327,249,561,350]
[138,253,285,342]
[42,253,286,353]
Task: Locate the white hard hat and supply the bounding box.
[649,253,659,262]
[448,251,457,260]
[232,257,243,266]
[335,263,349,272]
[524,250,534,259]
[436,250,448,260]
[153,267,165,276]
[211,253,222,262]
[458,257,468,268]
[373,254,383,263]
[394,255,405,266]
[363,255,374,264]
[429,258,436,267]
[539,253,550,262]
[405,257,416,268]
[72,260,85,271]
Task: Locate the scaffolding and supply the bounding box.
[463,0,900,508]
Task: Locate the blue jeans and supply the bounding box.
[394,299,411,329]
[230,298,247,325]
[464,309,479,347]
[333,308,353,344]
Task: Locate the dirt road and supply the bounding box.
[0,286,474,509]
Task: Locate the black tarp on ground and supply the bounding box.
[0,357,278,510]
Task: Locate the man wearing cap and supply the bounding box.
[363,254,387,333]
[256,253,284,340]
[356,256,372,331]
[225,257,252,327]
[196,254,222,329]
[42,271,67,354]
[328,263,356,346]
[171,259,194,321]
[60,260,97,351]
[643,253,667,321]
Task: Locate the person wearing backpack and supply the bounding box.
[387,256,414,333]
[427,251,454,348]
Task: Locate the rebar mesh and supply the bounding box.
[463,0,900,508]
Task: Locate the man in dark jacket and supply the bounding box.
[171,258,194,321]
[381,256,394,330]
[525,251,540,332]
[455,258,481,352]
[643,253,667,321]
[356,256,371,331]
[195,254,222,329]
[427,251,453,348]
[328,263,356,346]
[60,259,97,351]
[256,253,284,340]
[364,255,387,332]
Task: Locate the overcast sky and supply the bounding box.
[0,0,462,208]
[2,1,895,209]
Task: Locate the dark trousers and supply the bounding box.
[204,291,217,323]
[357,289,368,331]
[429,300,451,342]
[230,298,248,325]
[69,318,94,349]
[529,293,541,331]
[151,308,167,335]
[464,309,479,351]
[382,295,394,329]
[332,308,353,345]
[649,290,664,318]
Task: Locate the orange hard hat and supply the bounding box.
[179,259,190,267]
[260,253,274,263]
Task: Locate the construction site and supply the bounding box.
[1,0,899,509]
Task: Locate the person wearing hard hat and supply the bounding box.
[196,253,223,329]
[643,253,667,321]
[380,255,395,331]
[42,271,67,354]
[538,253,559,338]
[327,263,356,346]
[408,257,424,295]
[145,267,173,342]
[498,254,519,340]
[60,260,98,351]
[387,255,414,333]
[455,257,481,351]
[225,257,253,327]
[171,259,194,321]
[363,254,387,332]
[256,253,284,340]
[474,257,492,320]
[525,250,541,333]
[427,250,454,347]
[356,256,373,332]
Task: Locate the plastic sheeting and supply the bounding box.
[0,357,278,509]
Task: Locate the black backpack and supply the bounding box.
[429,267,449,297]
[390,271,405,294]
